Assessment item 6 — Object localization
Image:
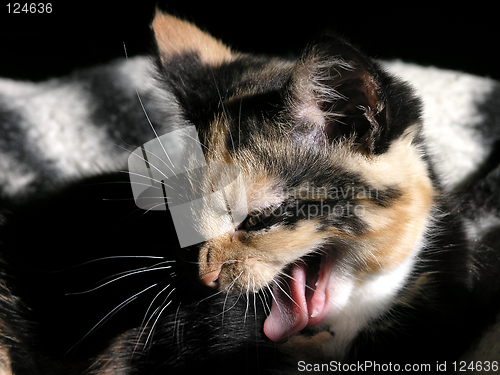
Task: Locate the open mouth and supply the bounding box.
[263,253,332,342]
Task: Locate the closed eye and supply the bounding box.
[239,204,285,231]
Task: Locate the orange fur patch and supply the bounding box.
[0,347,12,375]
[152,10,233,65]
[197,124,434,292]
[334,128,435,274]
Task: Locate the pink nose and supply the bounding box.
[200,268,221,289]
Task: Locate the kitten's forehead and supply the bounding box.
[243,173,285,212]
[212,123,423,218]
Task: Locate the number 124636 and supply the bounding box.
[6,3,52,14]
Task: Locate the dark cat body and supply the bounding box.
[0,171,496,374]
[0,173,277,374]
[0,9,500,375]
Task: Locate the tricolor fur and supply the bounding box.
[0,9,499,375]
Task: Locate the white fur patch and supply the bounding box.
[0,152,36,196]
[23,80,119,177]
[382,60,496,190]
[465,213,500,241]
[333,251,418,355]
[286,239,423,359]
[0,57,162,194]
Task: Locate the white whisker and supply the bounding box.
[141,284,174,330]
[50,255,168,273]
[260,272,280,317]
[173,301,183,347]
[238,97,242,148]
[244,276,251,325]
[121,171,174,190]
[261,261,349,319]
[210,70,235,155]
[141,201,171,214]
[215,270,244,324]
[183,133,216,157]
[259,261,326,299]
[252,276,259,320]
[135,89,175,170]
[104,195,171,203]
[67,262,173,296]
[67,283,158,354]
[138,285,177,351]
[258,289,271,316]
[195,287,226,306]
[144,296,175,349]
[133,146,178,183]
[273,277,304,313]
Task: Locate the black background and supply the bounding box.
[0,1,498,81]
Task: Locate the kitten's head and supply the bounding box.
[150,11,434,344]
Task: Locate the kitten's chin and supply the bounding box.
[263,255,332,342]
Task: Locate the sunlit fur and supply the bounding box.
[152,9,435,357]
[0,9,499,375]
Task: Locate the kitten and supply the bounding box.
[0,8,499,374]
[150,10,500,362]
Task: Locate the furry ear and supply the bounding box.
[152,10,233,65]
[289,34,389,154]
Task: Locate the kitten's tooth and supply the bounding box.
[311,309,319,318]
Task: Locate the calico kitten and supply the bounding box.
[0,8,499,375]
[150,10,500,362]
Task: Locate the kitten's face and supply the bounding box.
[195,121,433,342]
[152,11,434,344]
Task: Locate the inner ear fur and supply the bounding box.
[152,10,233,65]
[289,34,388,154]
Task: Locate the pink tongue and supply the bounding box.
[263,263,309,342]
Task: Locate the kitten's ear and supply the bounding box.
[289,34,389,154]
[152,10,233,65]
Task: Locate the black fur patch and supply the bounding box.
[70,62,168,148]
[0,173,278,374]
[158,53,288,124]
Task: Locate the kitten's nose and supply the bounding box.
[200,268,221,289]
